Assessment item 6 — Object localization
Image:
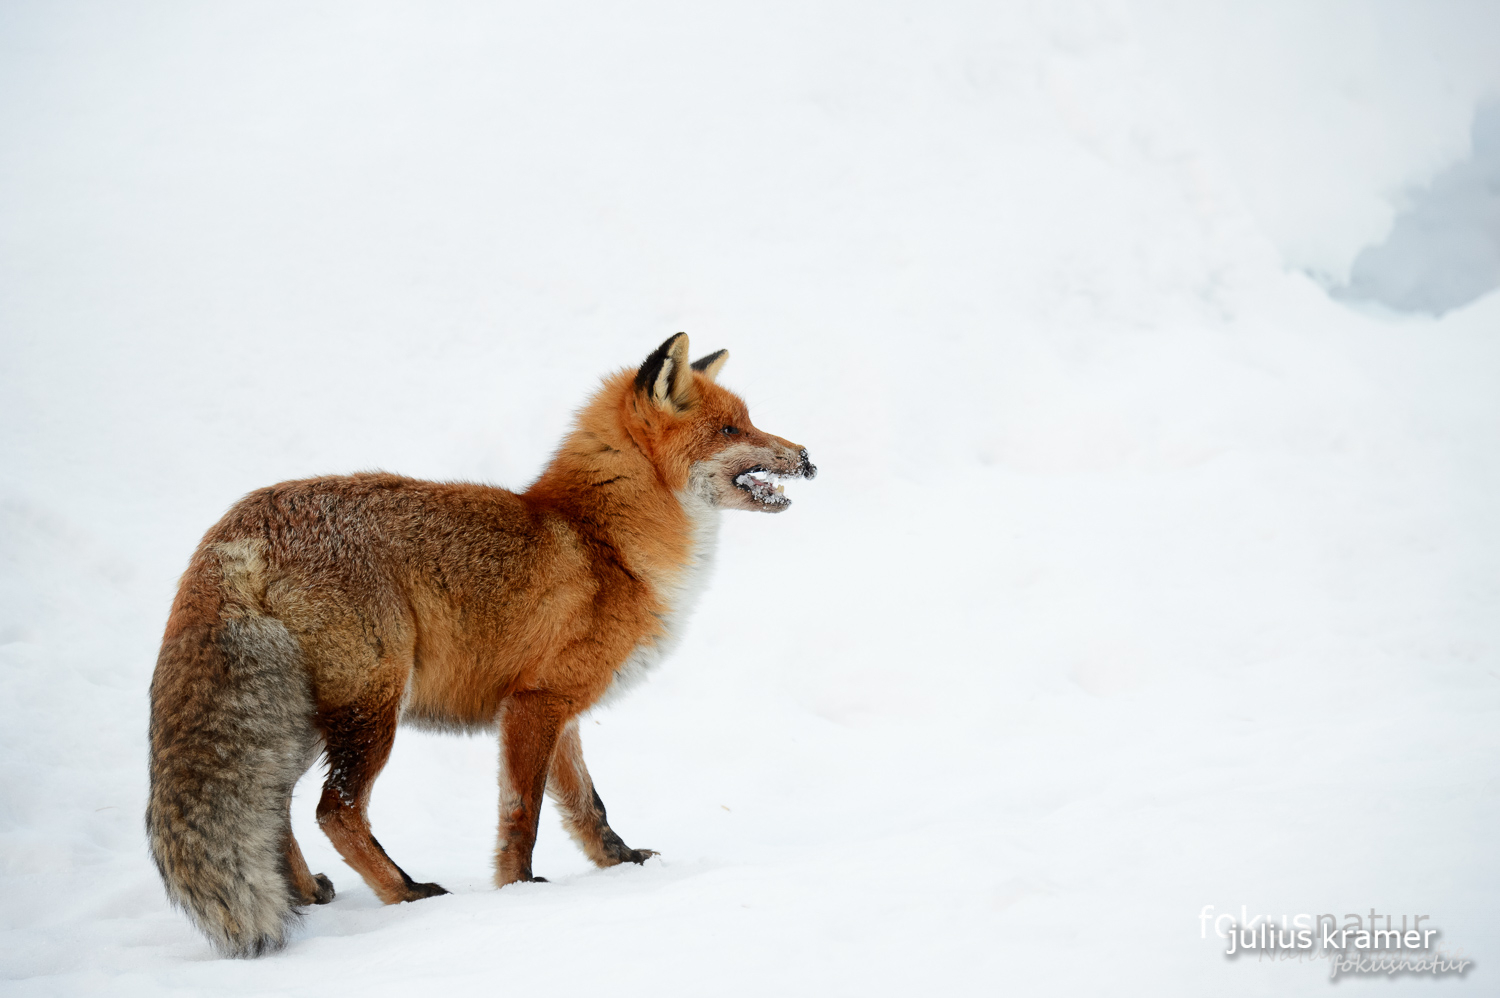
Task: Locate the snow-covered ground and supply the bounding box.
[2,3,1498,994]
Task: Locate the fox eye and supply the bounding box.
[721,426,740,436]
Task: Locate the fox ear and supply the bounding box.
[690,349,729,382]
[635,332,693,410]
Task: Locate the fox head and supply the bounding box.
[619,332,816,513]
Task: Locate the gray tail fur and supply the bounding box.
[146,615,319,957]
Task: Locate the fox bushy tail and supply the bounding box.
[146,612,319,957]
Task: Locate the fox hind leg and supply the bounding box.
[546,718,657,868]
[283,800,335,905]
[315,699,448,904]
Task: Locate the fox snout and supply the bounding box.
[721,441,815,512]
[761,444,817,482]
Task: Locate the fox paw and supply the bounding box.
[602,845,657,866]
[311,873,336,905]
[400,881,450,902]
[599,826,658,867]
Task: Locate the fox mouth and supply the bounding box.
[733,467,795,507]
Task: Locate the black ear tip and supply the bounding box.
[690,349,727,373]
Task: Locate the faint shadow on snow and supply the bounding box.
[1333,100,1500,317]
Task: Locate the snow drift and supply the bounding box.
[2,2,1497,995]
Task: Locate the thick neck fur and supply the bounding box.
[523,371,699,587]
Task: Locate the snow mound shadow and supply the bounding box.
[1336,100,1500,316]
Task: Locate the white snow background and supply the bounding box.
[2,2,1498,995]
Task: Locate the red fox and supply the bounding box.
[146,333,815,957]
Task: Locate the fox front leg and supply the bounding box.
[494,692,570,886]
[546,718,657,868]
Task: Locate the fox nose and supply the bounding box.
[797,448,817,480]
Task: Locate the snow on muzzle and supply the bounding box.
[734,449,816,507]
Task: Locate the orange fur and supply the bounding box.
[145,334,815,956]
